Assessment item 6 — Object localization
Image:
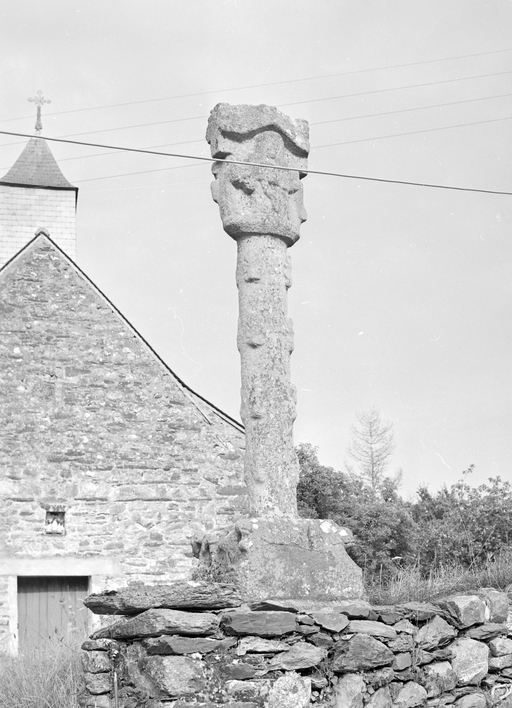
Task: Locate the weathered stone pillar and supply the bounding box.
[206,103,308,518]
[194,103,363,602]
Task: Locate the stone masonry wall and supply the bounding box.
[0,184,76,266]
[80,583,512,708]
[0,236,246,650]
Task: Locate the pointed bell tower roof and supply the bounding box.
[0,136,76,190]
[0,91,76,192]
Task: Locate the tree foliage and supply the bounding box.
[296,442,415,579]
[345,407,399,494]
[296,436,512,584]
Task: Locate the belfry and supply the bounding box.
[0,92,78,267]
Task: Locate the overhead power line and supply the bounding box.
[279,70,512,109]
[315,115,512,149]
[312,92,512,127]
[2,91,507,169]
[1,70,510,153]
[1,130,510,196]
[1,47,511,124]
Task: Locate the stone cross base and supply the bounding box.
[192,517,364,602]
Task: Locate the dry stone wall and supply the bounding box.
[80,583,512,708]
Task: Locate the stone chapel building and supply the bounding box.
[0,133,247,653]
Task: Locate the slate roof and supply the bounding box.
[0,137,77,190]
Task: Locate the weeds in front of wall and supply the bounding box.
[0,639,84,708]
[367,550,512,605]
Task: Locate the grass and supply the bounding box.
[0,639,85,708]
[367,551,512,605]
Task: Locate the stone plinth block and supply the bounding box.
[193,516,363,602]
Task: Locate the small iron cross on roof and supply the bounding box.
[28,90,51,135]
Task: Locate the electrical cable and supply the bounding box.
[1,130,509,196]
[2,68,510,150]
[314,115,512,149]
[312,92,512,127]
[278,70,512,109]
[4,91,508,170]
[1,47,510,124]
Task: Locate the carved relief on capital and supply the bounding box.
[206,103,310,246]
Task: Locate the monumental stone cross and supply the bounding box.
[206,103,309,519]
[197,103,363,601]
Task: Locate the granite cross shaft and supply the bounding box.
[28,90,51,135]
[206,103,309,519]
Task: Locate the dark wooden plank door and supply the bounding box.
[17,576,89,650]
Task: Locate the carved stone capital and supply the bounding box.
[206,103,309,246]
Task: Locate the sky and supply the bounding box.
[1,0,511,498]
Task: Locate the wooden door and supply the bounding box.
[17,576,89,651]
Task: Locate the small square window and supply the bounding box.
[45,510,65,535]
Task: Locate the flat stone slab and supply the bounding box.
[91,608,219,640]
[236,637,289,655]
[267,643,326,670]
[220,610,296,637]
[310,611,349,633]
[83,581,241,614]
[348,620,397,640]
[143,636,235,655]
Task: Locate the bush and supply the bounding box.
[0,639,84,708]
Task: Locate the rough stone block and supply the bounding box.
[488,653,512,670]
[81,650,111,673]
[331,634,394,672]
[366,686,392,708]
[84,672,110,695]
[194,516,363,602]
[416,615,458,650]
[143,655,205,697]
[393,652,412,671]
[266,672,311,708]
[420,661,458,697]
[435,595,487,629]
[489,636,512,656]
[454,693,487,708]
[78,692,111,708]
[393,681,428,708]
[450,638,489,685]
[475,588,509,623]
[333,673,366,708]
